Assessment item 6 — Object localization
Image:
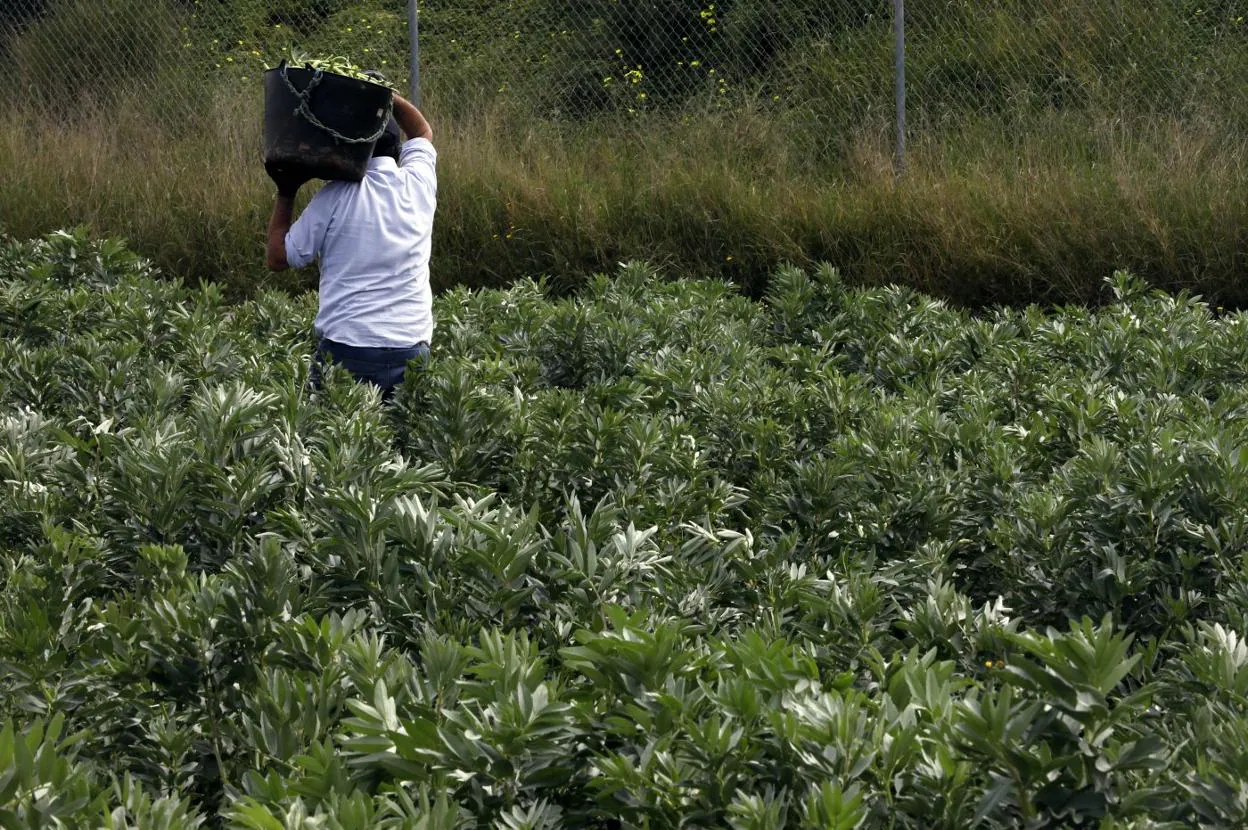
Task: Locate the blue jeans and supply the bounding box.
[314,337,429,401]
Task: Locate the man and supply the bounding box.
[266,87,436,401]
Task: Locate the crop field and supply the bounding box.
[5,229,1248,827]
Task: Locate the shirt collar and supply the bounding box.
[368,156,399,172]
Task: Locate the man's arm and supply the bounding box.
[266,193,295,271]
[392,93,432,143]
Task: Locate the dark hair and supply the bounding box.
[372,115,402,161]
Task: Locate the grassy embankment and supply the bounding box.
[3,0,1248,307]
[5,92,1244,308]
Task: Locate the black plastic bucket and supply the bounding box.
[263,62,393,184]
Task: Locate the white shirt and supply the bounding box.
[286,137,437,348]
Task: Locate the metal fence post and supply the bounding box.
[409,0,421,106]
[894,0,906,176]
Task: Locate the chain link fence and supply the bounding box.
[2,0,1247,163]
[911,2,1248,119]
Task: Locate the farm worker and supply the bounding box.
[265,85,436,402]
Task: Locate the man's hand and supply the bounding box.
[360,71,431,143]
[392,94,433,143]
[266,193,295,271]
[266,164,307,198]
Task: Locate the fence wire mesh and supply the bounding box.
[2,0,1246,160]
[907,1,1248,125]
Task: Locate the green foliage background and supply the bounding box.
[6,230,1248,825]
[3,2,1248,823]
[11,0,1248,136]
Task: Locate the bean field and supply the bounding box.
[3,230,1248,827]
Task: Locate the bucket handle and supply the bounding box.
[279,61,394,145]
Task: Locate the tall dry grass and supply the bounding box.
[2,88,1247,306]
[0,89,286,296]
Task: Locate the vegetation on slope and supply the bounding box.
[4,230,1248,825]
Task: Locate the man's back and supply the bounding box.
[265,90,436,399]
[285,137,438,348]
